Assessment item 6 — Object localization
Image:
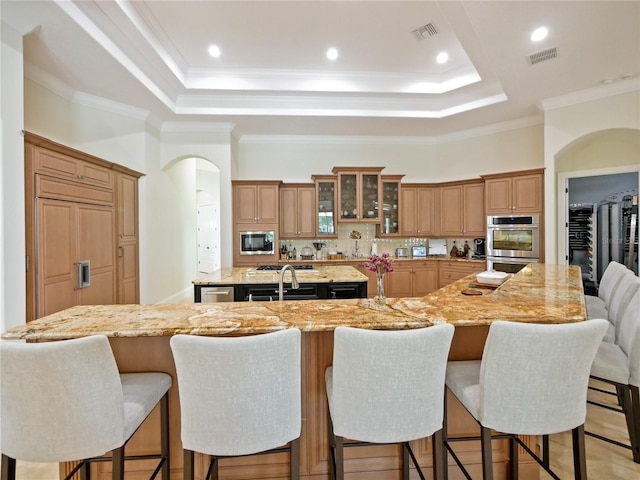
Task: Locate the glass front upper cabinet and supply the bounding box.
[313,175,337,237]
[376,175,404,236]
[332,167,383,223]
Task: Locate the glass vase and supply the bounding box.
[375,273,385,302]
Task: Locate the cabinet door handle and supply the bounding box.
[118,246,124,258]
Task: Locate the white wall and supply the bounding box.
[237,123,544,184]
[1,21,26,332]
[544,89,640,264]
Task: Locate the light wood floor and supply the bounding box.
[10,380,640,479]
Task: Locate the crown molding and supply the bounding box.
[72,92,149,120]
[540,78,640,111]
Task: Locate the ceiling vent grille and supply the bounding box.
[412,23,438,40]
[527,47,558,65]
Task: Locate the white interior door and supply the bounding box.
[197,203,219,273]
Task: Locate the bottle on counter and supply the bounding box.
[292,247,297,260]
[463,240,470,257]
[450,241,458,257]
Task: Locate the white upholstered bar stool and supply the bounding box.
[0,335,171,480]
[170,329,301,480]
[585,261,630,322]
[444,320,608,480]
[325,324,454,480]
[589,286,640,463]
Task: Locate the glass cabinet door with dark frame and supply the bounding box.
[313,175,337,237]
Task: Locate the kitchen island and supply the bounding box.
[193,265,368,302]
[3,264,586,480]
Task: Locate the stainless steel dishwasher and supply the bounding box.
[200,286,234,303]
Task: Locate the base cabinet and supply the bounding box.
[385,261,438,298]
[439,261,485,288]
[194,282,367,302]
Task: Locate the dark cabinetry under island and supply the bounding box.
[193,265,368,302]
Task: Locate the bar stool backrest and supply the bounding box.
[609,273,640,329]
[478,320,608,436]
[329,324,454,444]
[599,261,630,309]
[0,336,125,462]
[170,329,301,456]
[616,288,640,386]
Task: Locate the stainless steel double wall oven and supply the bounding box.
[486,214,540,273]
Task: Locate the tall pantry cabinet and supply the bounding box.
[24,133,142,321]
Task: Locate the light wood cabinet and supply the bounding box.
[332,166,383,223]
[116,173,140,304]
[25,133,141,321]
[312,175,338,238]
[440,181,485,237]
[438,260,485,288]
[280,184,316,238]
[400,184,438,237]
[34,147,113,189]
[233,181,281,224]
[375,175,404,237]
[386,260,438,298]
[482,169,544,215]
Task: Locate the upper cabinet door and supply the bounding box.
[483,170,544,215]
[233,182,280,224]
[280,184,316,238]
[314,176,337,237]
[377,175,403,236]
[333,167,384,223]
[512,174,543,213]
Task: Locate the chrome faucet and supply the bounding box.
[278,264,300,301]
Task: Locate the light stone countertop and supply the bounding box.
[193,265,367,285]
[2,264,586,341]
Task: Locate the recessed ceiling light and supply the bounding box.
[208,45,221,58]
[326,47,338,61]
[531,27,548,42]
[436,52,449,64]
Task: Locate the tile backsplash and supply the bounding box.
[280,224,482,259]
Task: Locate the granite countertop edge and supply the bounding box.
[2,265,586,341]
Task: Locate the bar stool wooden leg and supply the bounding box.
[572,425,587,480]
[631,386,640,463]
[112,446,124,480]
[335,435,345,480]
[183,450,194,480]
[290,438,300,480]
[480,426,494,480]
[161,393,170,480]
[509,436,518,480]
[402,443,410,480]
[432,430,445,480]
[1,454,16,480]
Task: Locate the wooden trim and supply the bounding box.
[281,182,316,189]
[438,178,485,187]
[232,180,283,186]
[331,166,384,174]
[480,168,545,181]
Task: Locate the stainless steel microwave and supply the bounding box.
[239,231,275,255]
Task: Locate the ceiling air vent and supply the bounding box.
[412,23,438,40]
[527,47,558,65]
